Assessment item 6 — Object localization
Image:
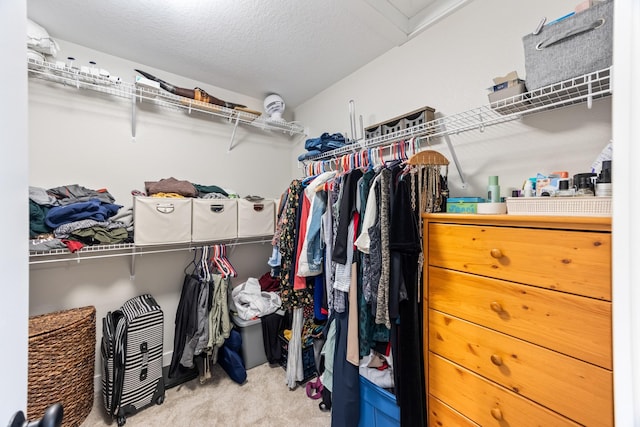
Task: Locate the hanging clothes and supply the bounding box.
[330,308,360,427]
[332,169,363,264]
[279,180,311,310]
[298,145,448,426]
[207,273,231,365]
[297,171,336,278]
[374,167,392,329]
[277,179,317,388]
[179,274,211,368]
[168,272,201,379]
[389,173,426,427]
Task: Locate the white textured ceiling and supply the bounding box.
[27,0,471,108]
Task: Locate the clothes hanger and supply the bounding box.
[200,246,211,282]
[221,245,237,278]
[184,247,200,276]
[211,244,237,278]
[406,149,449,166]
[210,244,226,278]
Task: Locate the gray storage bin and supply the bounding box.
[522,0,613,91]
[231,314,267,369]
[365,125,381,140]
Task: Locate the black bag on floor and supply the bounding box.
[101,294,165,426]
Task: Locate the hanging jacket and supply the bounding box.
[297,171,335,277]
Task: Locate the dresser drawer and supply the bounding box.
[430,353,581,427]
[429,395,479,426]
[429,267,612,369]
[427,223,611,300]
[429,310,613,426]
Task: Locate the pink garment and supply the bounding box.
[293,191,312,290]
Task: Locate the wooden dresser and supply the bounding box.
[422,214,612,427]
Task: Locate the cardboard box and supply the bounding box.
[133,196,192,245]
[488,82,527,103]
[536,177,562,197]
[487,71,529,114]
[191,198,238,242]
[489,71,523,90]
[446,197,485,214]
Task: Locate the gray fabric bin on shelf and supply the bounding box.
[522,0,613,91]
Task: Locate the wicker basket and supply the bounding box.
[28,306,96,427]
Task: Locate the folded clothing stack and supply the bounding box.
[298,133,347,161]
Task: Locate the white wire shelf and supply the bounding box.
[29,237,273,279]
[27,58,305,138]
[29,237,272,263]
[302,67,612,162]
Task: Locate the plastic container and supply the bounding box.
[278,334,316,383]
[523,179,534,197]
[574,173,596,196]
[596,160,612,197]
[477,202,507,214]
[231,314,267,369]
[446,197,485,213]
[488,176,500,203]
[358,375,400,427]
[556,179,576,197]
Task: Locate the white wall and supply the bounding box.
[292,0,612,200]
[1,0,28,421]
[28,40,292,387]
[29,40,298,206]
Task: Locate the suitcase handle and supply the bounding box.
[155,203,175,214]
[536,18,605,50]
[140,342,148,381]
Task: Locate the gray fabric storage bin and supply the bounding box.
[522,0,613,91]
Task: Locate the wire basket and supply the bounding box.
[506,197,611,216]
[28,306,96,427]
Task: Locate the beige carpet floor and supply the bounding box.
[81,363,331,427]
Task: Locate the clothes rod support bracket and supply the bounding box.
[131,87,137,140]
[228,115,241,152]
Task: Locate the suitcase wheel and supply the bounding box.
[117,416,126,426]
[156,395,165,405]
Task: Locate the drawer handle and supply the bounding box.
[491,407,503,421]
[155,203,175,214]
[490,301,503,313]
[490,354,503,366]
[490,248,503,259]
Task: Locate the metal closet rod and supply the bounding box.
[302,134,467,187]
[28,238,273,265]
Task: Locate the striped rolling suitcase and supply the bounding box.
[102,294,165,426]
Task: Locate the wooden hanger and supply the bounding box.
[406,149,449,166]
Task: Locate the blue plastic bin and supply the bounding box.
[358,375,400,427]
